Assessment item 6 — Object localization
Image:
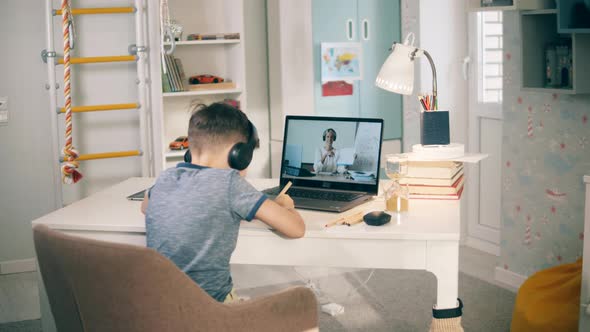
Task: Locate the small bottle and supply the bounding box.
[545,43,557,88]
[555,43,569,87]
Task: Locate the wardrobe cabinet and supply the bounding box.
[312,0,402,140]
[267,0,402,176]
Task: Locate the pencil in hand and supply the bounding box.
[277,181,292,198]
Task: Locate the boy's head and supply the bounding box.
[187,102,259,169]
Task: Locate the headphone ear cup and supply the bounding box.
[184,149,192,163]
[228,142,253,171]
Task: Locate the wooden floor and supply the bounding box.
[0,245,510,324]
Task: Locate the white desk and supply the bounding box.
[33,177,461,332]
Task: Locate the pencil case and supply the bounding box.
[420,110,450,146]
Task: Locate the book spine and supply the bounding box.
[163,55,179,92]
[174,58,188,91]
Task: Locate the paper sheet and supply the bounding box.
[337,147,356,166]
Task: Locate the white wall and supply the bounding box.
[0,0,56,262]
[244,0,271,178]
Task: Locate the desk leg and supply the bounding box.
[426,240,460,309]
[37,269,57,332]
[426,241,463,331]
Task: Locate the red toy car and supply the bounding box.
[189,74,224,84]
[169,136,189,150]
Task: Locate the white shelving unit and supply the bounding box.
[148,0,246,172]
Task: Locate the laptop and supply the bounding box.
[264,115,384,213]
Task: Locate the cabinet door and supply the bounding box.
[312,0,359,117]
[358,0,402,140]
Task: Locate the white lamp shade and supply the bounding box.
[375,42,416,95]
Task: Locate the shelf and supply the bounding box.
[557,0,590,33]
[165,150,186,158]
[468,0,555,12]
[521,8,556,15]
[520,10,590,94]
[164,40,240,46]
[162,88,242,97]
[521,87,576,94]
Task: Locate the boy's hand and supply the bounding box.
[274,194,295,211]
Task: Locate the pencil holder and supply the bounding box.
[420,110,450,146]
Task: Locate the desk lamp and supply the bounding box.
[375,32,437,108]
[376,32,461,156]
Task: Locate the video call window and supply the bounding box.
[282,118,382,185]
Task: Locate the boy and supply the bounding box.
[142,102,305,302]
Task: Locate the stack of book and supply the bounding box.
[162,55,187,93]
[400,161,464,200]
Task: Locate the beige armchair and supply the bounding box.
[33,225,319,332]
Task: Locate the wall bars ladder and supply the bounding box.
[43,0,152,208]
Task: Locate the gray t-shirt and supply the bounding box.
[145,163,267,302]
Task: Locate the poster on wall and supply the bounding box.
[321,42,363,82]
[322,80,353,97]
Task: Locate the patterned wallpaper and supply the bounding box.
[500,12,590,277]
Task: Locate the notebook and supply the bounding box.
[264,115,384,213]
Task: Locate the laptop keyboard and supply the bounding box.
[264,187,364,202]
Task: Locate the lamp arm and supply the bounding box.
[422,49,437,102]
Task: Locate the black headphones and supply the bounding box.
[184,120,259,171]
[322,128,337,141]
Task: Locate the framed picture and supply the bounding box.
[321,42,363,82]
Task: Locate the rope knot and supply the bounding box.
[61,147,82,184]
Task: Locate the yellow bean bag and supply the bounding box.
[511,258,582,332]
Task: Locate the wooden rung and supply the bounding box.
[58,103,139,113]
[57,55,137,65]
[54,7,135,15]
[61,150,142,162]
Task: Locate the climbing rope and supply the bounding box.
[61,0,82,184]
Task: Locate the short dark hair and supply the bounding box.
[187,102,250,151]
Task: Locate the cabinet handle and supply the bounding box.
[346,19,354,40]
[362,19,369,41]
[462,56,471,81]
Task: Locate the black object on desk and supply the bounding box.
[363,211,391,226]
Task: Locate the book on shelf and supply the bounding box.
[409,186,464,200]
[161,65,172,93]
[406,175,464,195]
[163,55,178,91]
[164,55,185,92]
[400,166,464,186]
[406,161,463,179]
[174,58,188,91]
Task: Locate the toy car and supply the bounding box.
[169,136,189,150]
[189,74,224,84]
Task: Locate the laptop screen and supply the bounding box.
[280,115,384,194]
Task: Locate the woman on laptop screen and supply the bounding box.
[313,128,340,173]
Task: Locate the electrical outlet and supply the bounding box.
[0,97,8,125]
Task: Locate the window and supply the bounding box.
[478,11,503,104]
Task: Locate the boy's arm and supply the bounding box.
[255,195,305,238]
